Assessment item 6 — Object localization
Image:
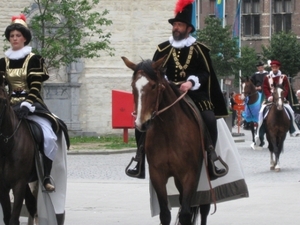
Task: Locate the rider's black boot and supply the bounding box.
[125,145,145,179]
[43,155,55,192]
[56,212,65,225]
[207,145,228,180]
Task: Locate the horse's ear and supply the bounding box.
[121,56,137,71]
[152,55,167,70]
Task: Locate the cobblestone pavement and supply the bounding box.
[13,127,300,225]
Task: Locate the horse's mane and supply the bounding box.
[133,59,159,81]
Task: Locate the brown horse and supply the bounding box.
[122,56,210,225]
[0,76,37,225]
[265,84,290,171]
[240,76,262,149]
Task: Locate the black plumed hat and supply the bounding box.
[168,0,195,33]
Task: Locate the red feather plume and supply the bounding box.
[174,0,194,14]
[11,14,27,23]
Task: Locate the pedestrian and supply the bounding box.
[230,91,237,127]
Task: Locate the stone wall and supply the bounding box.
[0,0,176,135]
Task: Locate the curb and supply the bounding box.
[67,135,245,155]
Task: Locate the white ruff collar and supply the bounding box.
[169,35,196,48]
[269,70,282,77]
[5,46,32,60]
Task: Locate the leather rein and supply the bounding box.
[151,85,188,120]
[0,98,22,143]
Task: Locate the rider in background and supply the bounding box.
[255,60,300,149]
[250,61,269,103]
[0,14,68,192]
[126,0,228,180]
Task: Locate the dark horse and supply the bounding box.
[122,56,211,225]
[241,76,262,149]
[0,76,37,224]
[265,84,290,171]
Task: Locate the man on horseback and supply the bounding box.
[255,60,300,149]
[126,0,228,180]
[0,14,69,193]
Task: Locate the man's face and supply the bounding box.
[271,65,280,74]
[172,22,190,41]
[257,65,264,72]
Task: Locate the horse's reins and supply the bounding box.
[151,88,188,120]
[0,100,22,143]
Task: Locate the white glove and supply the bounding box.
[20,101,36,112]
[268,96,273,102]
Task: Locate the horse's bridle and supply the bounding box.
[0,98,22,143]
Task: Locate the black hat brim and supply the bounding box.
[168,18,195,33]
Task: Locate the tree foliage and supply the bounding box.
[23,0,114,70]
[261,31,300,77]
[195,17,239,78]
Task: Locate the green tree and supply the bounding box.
[261,31,300,77]
[23,0,114,70]
[235,46,259,83]
[195,17,239,78]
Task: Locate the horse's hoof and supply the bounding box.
[250,143,255,150]
[270,166,275,170]
[275,167,281,172]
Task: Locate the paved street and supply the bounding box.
[63,127,300,225]
[10,126,300,225]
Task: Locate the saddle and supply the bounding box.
[25,120,44,153]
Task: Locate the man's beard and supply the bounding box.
[172,29,188,41]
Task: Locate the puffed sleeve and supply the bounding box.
[25,55,49,104]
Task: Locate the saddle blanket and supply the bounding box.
[149,118,249,217]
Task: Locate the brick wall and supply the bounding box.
[0,0,176,135]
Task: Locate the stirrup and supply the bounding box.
[42,176,56,193]
[207,156,229,180]
[207,145,229,180]
[125,157,144,178]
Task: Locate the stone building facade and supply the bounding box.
[1,0,300,135]
[0,0,176,135]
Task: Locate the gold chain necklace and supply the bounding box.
[172,45,194,77]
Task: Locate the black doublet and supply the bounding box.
[153,41,228,117]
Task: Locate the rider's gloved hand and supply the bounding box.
[17,106,30,119]
[268,96,273,102]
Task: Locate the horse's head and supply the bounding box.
[272,84,286,110]
[240,76,256,100]
[121,55,167,131]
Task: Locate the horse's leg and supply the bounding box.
[250,122,256,149]
[199,204,210,225]
[10,181,27,225]
[25,183,37,224]
[270,151,275,170]
[0,188,11,225]
[274,139,284,172]
[178,172,200,225]
[149,169,171,225]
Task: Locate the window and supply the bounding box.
[210,0,216,15]
[242,0,260,36]
[273,0,292,33]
